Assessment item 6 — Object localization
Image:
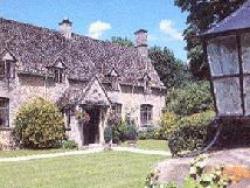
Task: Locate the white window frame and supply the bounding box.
[140,104,153,127]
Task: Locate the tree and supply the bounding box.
[110,36,134,47]
[174,0,246,79]
[149,46,191,89]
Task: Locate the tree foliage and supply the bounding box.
[174,0,246,79]
[166,81,213,116]
[149,46,191,89]
[110,36,134,47]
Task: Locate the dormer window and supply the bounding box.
[111,77,119,90]
[54,68,63,83]
[106,68,119,91]
[141,72,151,93]
[0,51,16,79]
[52,58,66,83]
[112,103,122,115]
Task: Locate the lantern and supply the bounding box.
[202,1,250,121]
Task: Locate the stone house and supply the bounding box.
[0,18,166,148]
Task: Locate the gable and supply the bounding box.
[106,68,119,77]
[1,50,15,62]
[53,58,66,69]
[80,78,111,106]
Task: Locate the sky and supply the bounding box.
[0,0,188,61]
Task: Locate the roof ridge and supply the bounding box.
[0,17,137,52]
[0,17,164,88]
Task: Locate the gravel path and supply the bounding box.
[0,147,171,162]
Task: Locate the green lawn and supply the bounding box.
[0,148,75,158]
[0,151,165,188]
[122,139,169,151]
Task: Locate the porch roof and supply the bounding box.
[57,77,111,109]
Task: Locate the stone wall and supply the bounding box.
[0,128,14,150]
[0,73,165,148]
[108,85,165,127]
[0,75,69,128]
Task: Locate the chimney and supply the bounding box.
[134,29,148,57]
[59,18,72,39]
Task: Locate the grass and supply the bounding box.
[0,151,165,188]
[0,148,75,158]
[122,139,169,151]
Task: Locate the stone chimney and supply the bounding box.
[134,29,148,57]
[59,18,72,39]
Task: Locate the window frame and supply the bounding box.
[111,77,119,91]
[0,61,5,78]
[112,103,122,115]
[54,68,63,83]
[140,104,153,127]
[0,98,9,128]
[0,60,15,79]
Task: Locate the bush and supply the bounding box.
[138,126,162,140]
[168,110,215,156]
[138,130,155,140]
[159,112,179,140]
[62,140,78,149]
[14,98,65,149]
[104,126,113,143]
[166,81,213,116]
[105,121,138,144]
[122,123,138,141]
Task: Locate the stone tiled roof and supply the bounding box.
[203,0,250,36]
[0,17,164,88]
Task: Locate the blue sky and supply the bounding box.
[0,0,187,61]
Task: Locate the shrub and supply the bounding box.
[14,97,65,149]
[138,130,155,140]
[105,120,138,144]
[168,110,215,156]
[104,126,113,143]
[159,112,179,140]
[138,126,162,140]
[122,123,138,141]
[166,81,213,116]
[62,140,78,149]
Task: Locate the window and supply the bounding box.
[106,68,119,91]
[112,103,122,114]
[0,61,5,77]
[0,60,15,79]
[207,36,238,77]
[54,68,63,83]
[140,104,153,127]
[63,106,71,129]
[0,98,9,127]
[111,77,119,90]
